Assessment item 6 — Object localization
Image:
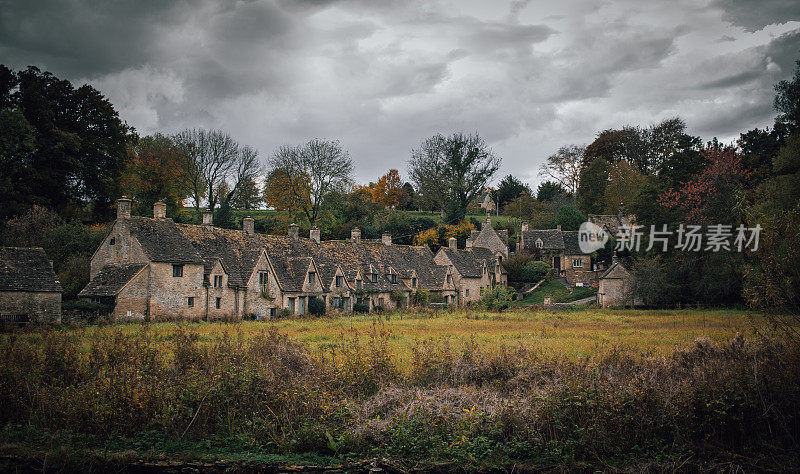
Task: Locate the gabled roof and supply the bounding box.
[129,217,204,264]
[562,231,592,255]
[0,247,62,293]
[79,263,146,297]
[178,224,262,287]
[521,229,564,250]
[438,247,483,278]
[600,261,631,279]
[588,213,635,237]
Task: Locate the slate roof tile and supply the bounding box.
[0,247,62,293]
[78,264,146,297]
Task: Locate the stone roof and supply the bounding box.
[129,217,204,264]
[0,247,62,293]
[521,229,564,250]
[600,261,631,279]
[178,224,264,287]
[439,247,484,278]
[79,264,146,297]
[562,231,592,255]
[588,213,635,237]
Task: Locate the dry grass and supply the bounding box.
[68,307,761,362]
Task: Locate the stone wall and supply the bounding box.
[0,291,61,324]
[148,262,206,321]
[113,266,149,321]
[90,220,149,278]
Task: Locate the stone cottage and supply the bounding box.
[81,197,508,321]
[517,224,597,286]
[0,247,62,324]
[597,256,636,307]
[434,237,508,306]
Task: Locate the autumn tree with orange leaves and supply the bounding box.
[122,133,187,216]
[361,169,404,208]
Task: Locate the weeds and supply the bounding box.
[0,321,798,470]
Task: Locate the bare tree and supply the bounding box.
[267,139,353,224]
[174,129,261,217]
[539,144,584,196]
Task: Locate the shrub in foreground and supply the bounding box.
[0,327,797,470]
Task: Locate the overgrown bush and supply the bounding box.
[308,297,326,316]
[0,328,797,470]
[410,290,429,307]
[353,303,370,313]
[479,285,517,311]
[521,260,551,283]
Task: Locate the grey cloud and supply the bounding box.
[716,0,800,31]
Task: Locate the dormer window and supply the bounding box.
[109,238,115,246]
[213,275,222,287]
[535,239,543,248]
[412,277,417,288]
[336,275,343,287]
[356,279,362,289]
[371,273,378,283]
[390,274,397,284]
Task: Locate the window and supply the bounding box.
[535,240,543,248]
[333,296,340,308]
[109,238,115,246]
[187,296,194,307]
[259,272,268,286]
[172,264,184,277]
[378,297,384,307]
[270,308,276,319]
[390,274,397,284]
[308,272,316,284]
[288,297,295,312]
[371,273,378,283]
[336,275,343,287]
[356,279,362,289]
[465,289,469,298]
[215,297,221,309]
[213,275,222,288]
[446,274,452,284]
[573,258,583,268]
[412,277,417,288]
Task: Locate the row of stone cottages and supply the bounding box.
[75,198,509,321]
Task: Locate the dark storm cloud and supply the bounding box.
[715,0,800,31]
[1,0,799,184]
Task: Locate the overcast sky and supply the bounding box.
[2,0,799,186]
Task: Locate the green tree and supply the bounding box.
[122,133,186,217]
[0,109,36,219]
[408,132,500,223]
[494,174,530,210]
[536,181,567,202]
[577,157,609,214]
[230,176,263,210]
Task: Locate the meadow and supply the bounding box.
[1,308,798,472]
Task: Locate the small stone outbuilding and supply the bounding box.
[597,258,635,307]
[0,247,62,324]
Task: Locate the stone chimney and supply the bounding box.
[153,201,166,219]
[618,201,625,218]
[484,214,492,228]
[310,226,320,244]
[243,216,254,235]
[288,223,299,241]
[612,251,619,265]
[382,232,392,246]
[466,239,473,249]
[351,228,361,244]
[202,210,213,226]
[521,222,529,233]
[556,224,561,231]
[117,197,132,220]
[448,237,457,250]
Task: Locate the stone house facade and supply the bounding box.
[81,198,509,321]
[0,247,62,324]
[517,224,600,286]
[597,257,637,307]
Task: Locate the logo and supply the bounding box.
[578,221,608,253]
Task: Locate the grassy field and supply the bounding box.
[1,308,797,471]
[66,307,757,361]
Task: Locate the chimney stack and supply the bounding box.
[448,237,457,250]
[466,239,473,248]
[153,201,166,219]
[612,251,619,265]
[310,226,320,244]
[556,224,561,231]
[485,214,492,228]
[288,223,299,241]
[202,210,213,226]
[117,197,131,220]
[243,216,254,235]
[521,222,529,233]
[351,228,361,244]
[382,232,392,246]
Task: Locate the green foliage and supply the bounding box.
[521,260,552,283]
[308,297,326,316]
[478,285,516,311]
[353,303,370,313]
[553,205,585,231]
[536,181,567,202]
[495,174,530,210]
[411,290,429,307]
